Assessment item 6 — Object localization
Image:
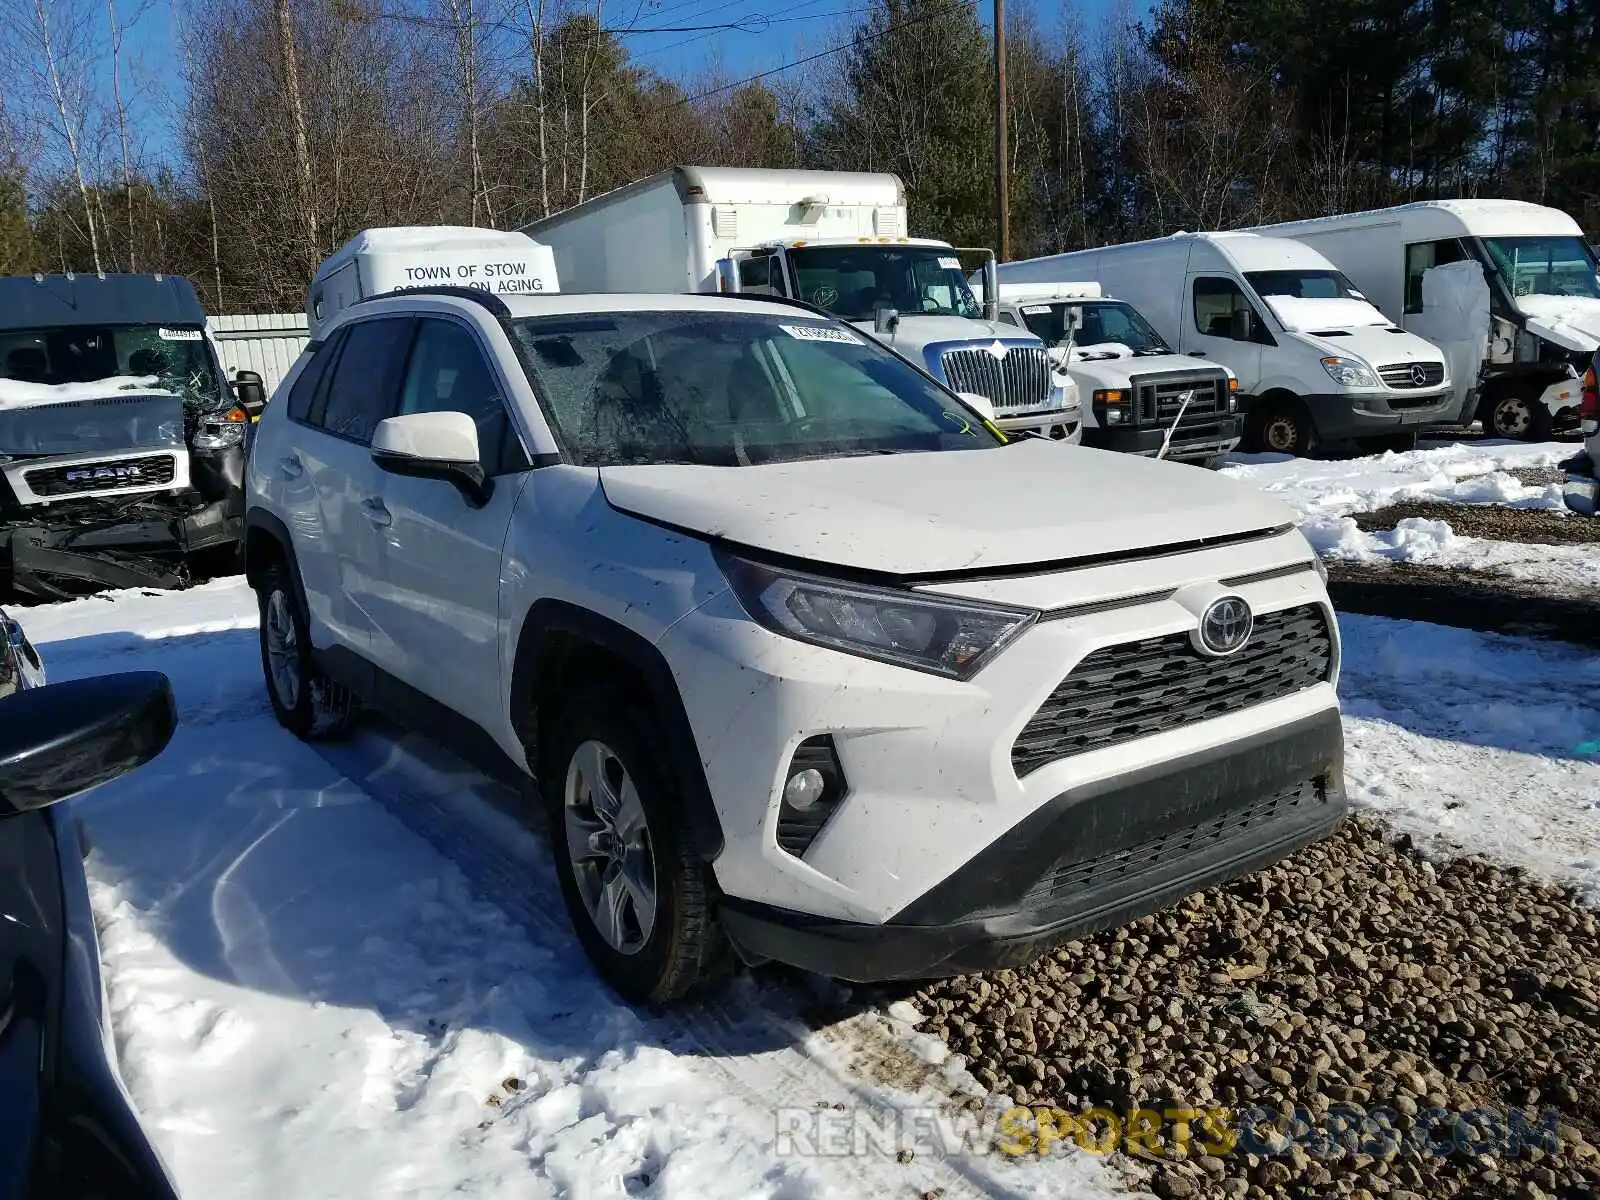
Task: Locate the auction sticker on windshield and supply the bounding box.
[780,324,857,344]
[158,327,202,341]
[938,257,962,270]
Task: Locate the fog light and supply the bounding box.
[783,767,826,811]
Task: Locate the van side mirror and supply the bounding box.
[1229,309,1253,341]
[0,672,176,815]
[874,306,901,335]
[715,258,740,294]
[232,370,267,418]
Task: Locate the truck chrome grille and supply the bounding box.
[24,454,177,497]
[940,345,1053,413]
[1012,604,1334,776]
[1378,362,1445,388]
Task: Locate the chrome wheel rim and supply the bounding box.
[264,589,301,710]
[1494,397,1531,437]
[563,740,657,956]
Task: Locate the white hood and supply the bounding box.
[1259,295,1391,333]
[847,314,1038,356]
[598,438,1293,576]
[1296,325,1446,373]
[1515,295,1600,353]
[1056,349,1227,387]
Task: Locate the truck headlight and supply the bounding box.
[1228,378,1239,410]
[191,405,250,450]
[1093,388,1129,425]
[718,551,1036,680]
[1320,357,1379,389]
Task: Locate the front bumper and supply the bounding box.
[995,409,1083,443]
[721,709,1347,981]
[1088,414,1243,461]
[1304,389,1455,440]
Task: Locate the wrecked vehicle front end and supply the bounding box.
[0,391,247,601]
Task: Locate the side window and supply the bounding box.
[738,254,776,296]
[1405,239,1468,313]
[317,318,411,443]
[997,310,1020,327]
[397,319,528,476]
[286,333,342,424]
[1194,276,1258,341]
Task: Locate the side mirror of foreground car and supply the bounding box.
[371,411,493,508]
[0,672,177,816]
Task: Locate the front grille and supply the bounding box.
[1133,372,1228,426]
[1378,362,1446,389]
[940,345,1053,413]
[1012,604,1333,777]
[24,454,177,497]
[1017,777,1328,911]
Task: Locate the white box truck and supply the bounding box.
[998,233,1455,456]
[1252,200,1600,440]
[993,282,1242,467]
[519,166,1080,441]
[308,226,559,339]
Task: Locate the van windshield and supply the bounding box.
[1244,270,1367,301]
[0,324,224,409]
[1481,236,1600,299]
[507,310,1002,467]
[1016,300,1169,354]
[787,246,983,321]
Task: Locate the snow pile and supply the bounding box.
[1257,294,1389,332]
[0,375,176,410]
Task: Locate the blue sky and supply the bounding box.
[101,0,1146,172]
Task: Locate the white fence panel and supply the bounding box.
[209,312,309,396]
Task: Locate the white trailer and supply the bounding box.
[307,226,559,340]
[993,282,1242,466]
[1253,200,1600,439]
[520,167,1080,440]
[999,233,1455,456]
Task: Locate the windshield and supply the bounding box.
[507,310,1002,467]
[0,324,224,409]
[1017,300,1169,353]
[1481,235,1600,299]
[1244,270,1367,301]
[787,246,983,321]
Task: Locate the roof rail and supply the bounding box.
[356,286,512,318]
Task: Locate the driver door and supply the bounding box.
[1184,275,1264,390]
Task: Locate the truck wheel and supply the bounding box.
[544,683,730,1005]
[1251,402,1314,456]
[1486,391,1552,441]
[257,560,355,740]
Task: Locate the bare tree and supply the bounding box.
[105,0,153,268]
[274,0,318,264]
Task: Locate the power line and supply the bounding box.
[632,0,851,62]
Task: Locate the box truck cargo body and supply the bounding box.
[998,233,1454,456]
[521,167,1080,440]
[1252,200,1600,439]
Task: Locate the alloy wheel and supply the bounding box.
[563,739,658,956]
[264,589,302,710]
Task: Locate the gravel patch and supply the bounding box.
[1509,467,1568,490]
[891,817,1600,1200]
[1351,502,1600,547]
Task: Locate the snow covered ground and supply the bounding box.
[17,440,1599,1199]
[1222,438,1600,585]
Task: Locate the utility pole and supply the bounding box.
[993,0,1010,261]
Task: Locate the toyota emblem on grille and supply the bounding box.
[1410,363,1428,386]
[1195,596,1253,657]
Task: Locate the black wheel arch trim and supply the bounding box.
[244,507,308,618]
[511,599,725,862]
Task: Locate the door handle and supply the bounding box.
[278,455,304,479]
[359,497,392,527]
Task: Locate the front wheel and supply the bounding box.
[1250,402,1315,456]
[543,684,729,1004]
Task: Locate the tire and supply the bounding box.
[1486,389,1553,441]
[543,682,730,1004]
[1250,401,1315,456]
[257,559,355,740]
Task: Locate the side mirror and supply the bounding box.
[715,258,740,294]
[874,306,901,335]
[957,391,996,422]
[232,370,267,419]
[371,411,492,507]
[1229,309,1253,341]
[1064,307,1085,334]
[0,672,176,816]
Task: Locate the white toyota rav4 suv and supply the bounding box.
[244,286,1347,1003]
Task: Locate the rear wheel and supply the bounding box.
[257,560,354,740]
[1486,389,1553,441]
[543,683,729,1004]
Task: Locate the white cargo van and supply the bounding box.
[999,233,1454,456]
[1253,200,1600,440]
[520,167,1080,441]
[994,282,1241,466]
[308,226,559,339]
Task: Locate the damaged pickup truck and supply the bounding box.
[0,272,265,600]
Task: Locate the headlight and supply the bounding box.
[1320,357,1379,389]
[1092,388,1129,425]
[190,405,250,450]
[717,552,1036,680]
